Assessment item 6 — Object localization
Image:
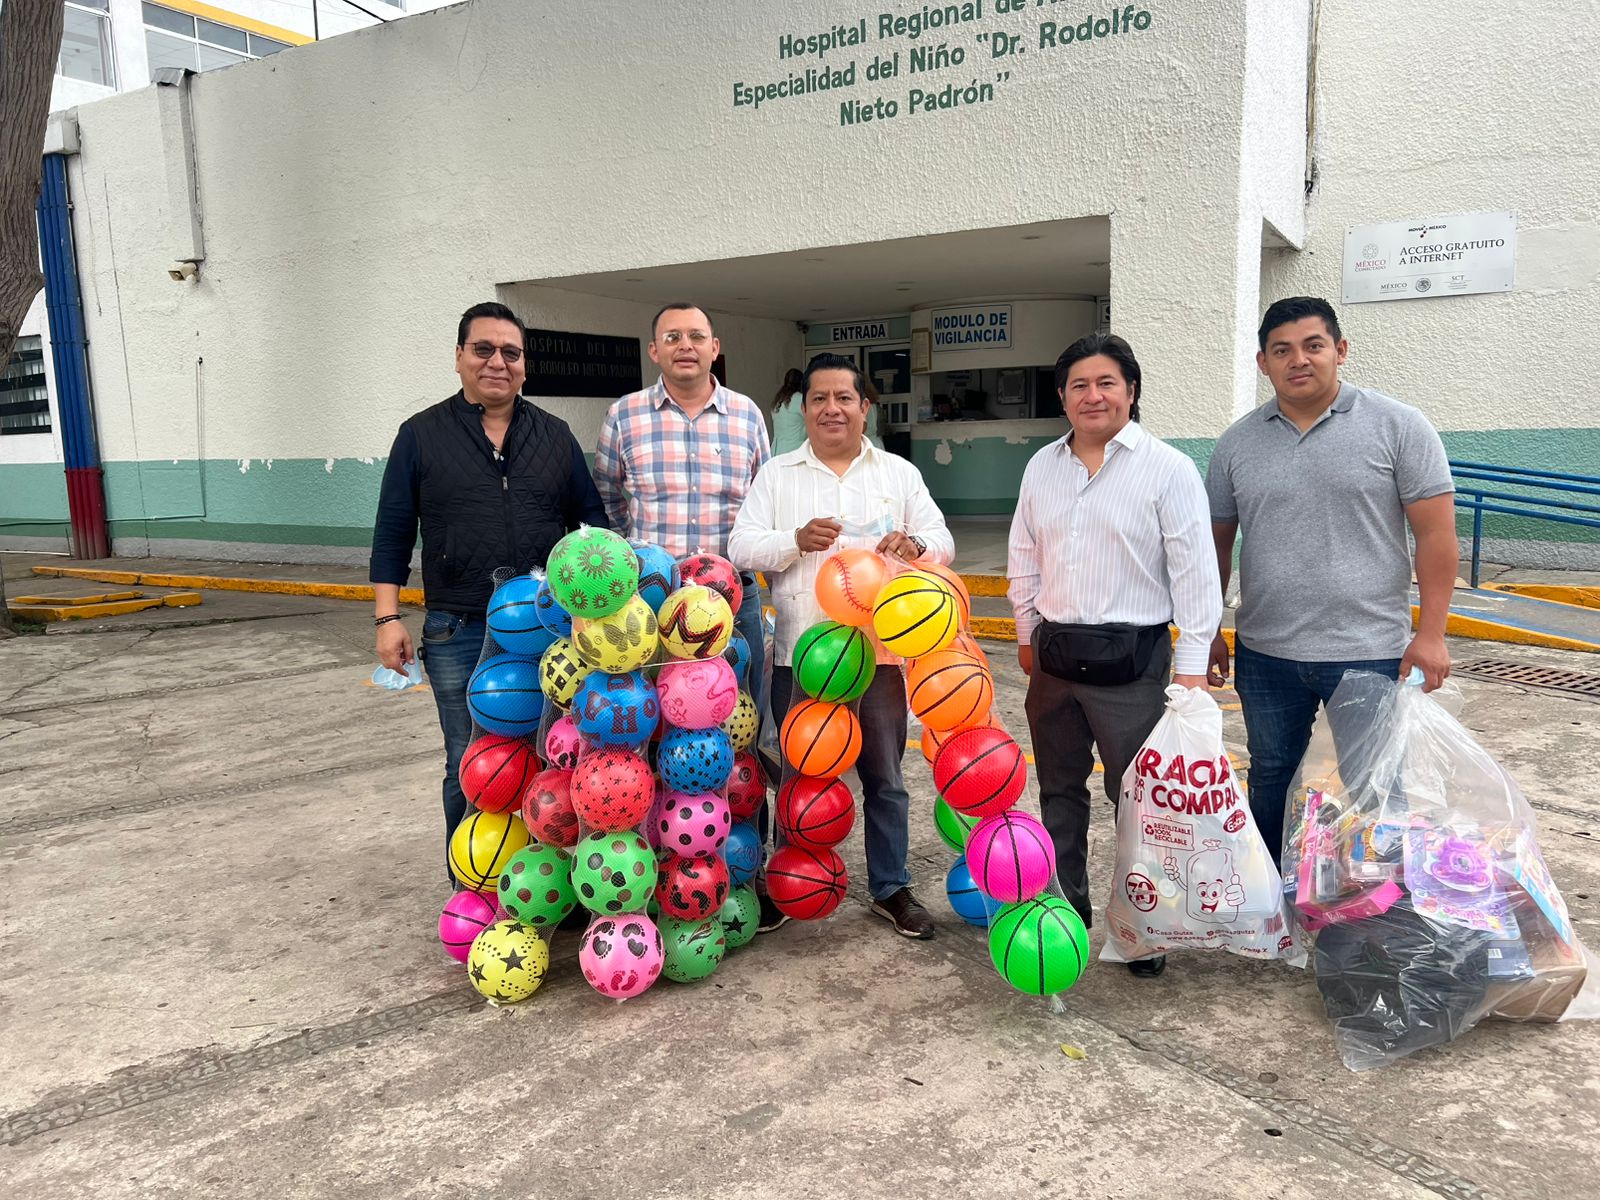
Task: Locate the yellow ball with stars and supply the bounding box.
[720,690,759,753]
[466,920,550,1003]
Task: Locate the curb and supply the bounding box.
[32,566,425,608]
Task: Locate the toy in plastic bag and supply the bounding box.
[1101,686,1303,965]
[1284,670,1598,1071]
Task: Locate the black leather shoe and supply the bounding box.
[1127,955,1167,978]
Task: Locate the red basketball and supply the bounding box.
[766,845,848,920]
[520,767,579,847]
[677,552,743,613]
[570,748,655,831]
[460,734,542,814]
[933,727,1027,820]
[776,775,855,850]
[725,751,766,821]
[655,851,731,920]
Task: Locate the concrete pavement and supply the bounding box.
[0,572,1597,1199]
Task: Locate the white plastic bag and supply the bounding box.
[1101,686,1304,965]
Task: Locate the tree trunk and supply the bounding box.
[0,0,66,637]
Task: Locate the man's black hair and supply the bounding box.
[1055,332,1143,423]
[1258,296,1343,351]
[651,302,714,339]
[801,353,868,403]
[456,302,524,347]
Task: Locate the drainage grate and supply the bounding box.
[1454,659,1600,702]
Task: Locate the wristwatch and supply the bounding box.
[908,535,926,556]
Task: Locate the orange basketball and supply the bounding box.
[907,650,994,733]
[780,698,863,778]
[910,560,971,629]
[921,708,1001,763]
[952,632,990,665]
[814,548,891,629]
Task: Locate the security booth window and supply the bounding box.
[0,337,51,436]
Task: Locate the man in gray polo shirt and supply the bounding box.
[1205,296,1458,861]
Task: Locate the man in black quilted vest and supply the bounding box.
[370,302,608,884]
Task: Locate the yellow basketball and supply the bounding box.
[721,690,759,752]
[572,595,659,672]
[871,570,959,659]
[466,920,550,1003]
[538,637,593,707]
[449,809,530,894]
[657,585,734,660]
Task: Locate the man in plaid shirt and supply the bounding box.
[594,301,772,729]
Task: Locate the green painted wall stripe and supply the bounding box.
[3,428,1596,547]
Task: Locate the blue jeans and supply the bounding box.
[735,572,768,723]
[769,665,912,901]
[418,609,487,884]
[1234,639,1401,865]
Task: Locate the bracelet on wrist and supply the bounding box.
[374,614,403,627]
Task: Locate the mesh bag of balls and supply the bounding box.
[809,546,1092,999]
[437,528,768,1004]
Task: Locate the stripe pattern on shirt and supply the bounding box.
[1006,421,1222,676]
[594,377,771,560]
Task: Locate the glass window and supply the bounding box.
[196,18,248,53]
[142,2,193,37]
[0,337,51,437]
[197,43,246,71]
[143,4,282,74]
[145,28,199,73]
[59,3,114,87]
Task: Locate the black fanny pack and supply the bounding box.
[1034,621,1168,686]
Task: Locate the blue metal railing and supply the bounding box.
[1449,460,1600,587]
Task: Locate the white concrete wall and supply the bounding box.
[497,285,802,449]
[1259,0,1600,432]
[57,0,1295,475]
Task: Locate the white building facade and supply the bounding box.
[5,0,455,525]
[4,0,1597,567]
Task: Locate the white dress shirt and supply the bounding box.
[728,438,955,667]
[1006,421,1221,676]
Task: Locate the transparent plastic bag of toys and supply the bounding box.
[1282,669,1599,1070]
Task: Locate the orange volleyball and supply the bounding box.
[781,698,863,778]
[814,548,891,629]
[910,559,972,628]
[907,650,995,733]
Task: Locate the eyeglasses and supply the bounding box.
[657,330,712,347]
[467,341,524,364]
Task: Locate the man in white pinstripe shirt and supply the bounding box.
[730,353,955,939]
[1007,333,1222,978]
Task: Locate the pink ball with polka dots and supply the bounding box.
[656,790,733,857]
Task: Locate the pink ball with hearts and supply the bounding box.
[544,714,586,769]
[580,913,664,999]
[655,658,740,730]
[657,790,733,857]
[967,809,1055,904]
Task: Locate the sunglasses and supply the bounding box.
[466,341,524,364]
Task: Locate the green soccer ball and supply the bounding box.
[660,915,727,982]
[718,885,760,950]
[934,795,980,853]
[988,896,1091,996]
[497,843,576,929]
[547,527,640,619]
[792,620,876,703]
[570,830,657,915]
